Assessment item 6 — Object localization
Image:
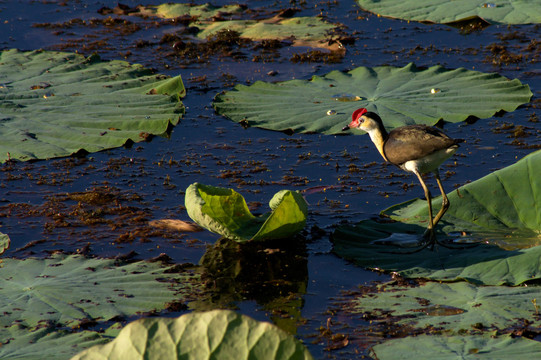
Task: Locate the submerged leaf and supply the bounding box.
[333,150,541,285]
[72,310,314,360]
[371,334,541,359]
[213,63,532,134]
[0,254,199,328]
[0,49,185,163]
[185,183,308,242]
[357,0,541,25]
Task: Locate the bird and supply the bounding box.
[342,108,463,249]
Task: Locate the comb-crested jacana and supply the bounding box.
[343,108,463,249]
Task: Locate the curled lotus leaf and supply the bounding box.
[185,183,308,242]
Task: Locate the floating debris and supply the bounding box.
[327,110,337,115]
[430,88,441,94]
[481,3,497,8]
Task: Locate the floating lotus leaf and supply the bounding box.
[185,183,308,242]
[349,281,541,331]
[0,324,107,360]
[0,254,199,328]
[72,310,314,360]
[213,63,532,134]
[356,0,541,25]
[333,150,541,285]
[0,49,185,163]
[371,334,541,360]
[134,3,244,19]
[0,232,9,256]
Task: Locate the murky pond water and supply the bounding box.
[1,0,539,358]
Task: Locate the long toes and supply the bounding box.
[422,228,436,245]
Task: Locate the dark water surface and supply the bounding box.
[0,0,539,358]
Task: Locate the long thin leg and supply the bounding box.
[413,170,435,247]
[432,170,450,227]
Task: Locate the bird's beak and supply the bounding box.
[342,117,360,131]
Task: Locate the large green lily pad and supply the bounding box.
[0,324,107,360]
[185,183,308,242]
[357,0,541,25]
[371,334,541,359]
[72,310,314,360]
[0,49,185,163]
[350,281,541,331]
[333,150,541,285]
[0,254,199,328]
[213,63,532,134]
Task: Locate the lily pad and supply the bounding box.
[185,183,308,242]
[72,310,314,360]
[349,281,541,331]
[371,334,541,359]
[0,254,199,328]
[0,49,185,163]
[213,63,532,134]
[356,0,541,25]
[0,324,107,360]
[333,150,541,285]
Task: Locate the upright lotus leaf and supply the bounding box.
[349,281,541,331]
[213,63,532,135]
[72,310,314,360]
[0,232,9,256]
[0,49,185,163]
[371,334,541,360]
[333,150,541,285]
[357,0,541,25]
[0,325,108,360]
[0,254,200,328]
[134,3,245,19]
[185,183,307,242]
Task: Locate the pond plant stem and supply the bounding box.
[343,108,464,251]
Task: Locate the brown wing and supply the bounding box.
[383,125,459,165]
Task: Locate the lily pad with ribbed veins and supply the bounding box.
[72,310,314,360]
[0,254,199,328]
[0,49,185,163]
[0,325,108,360]
[371,334,541,360]
[349,281,541,331]
[213,63,532,135]
[356,0,541,25]
[185,183,308,242]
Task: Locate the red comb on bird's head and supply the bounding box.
[352,108,367,121]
